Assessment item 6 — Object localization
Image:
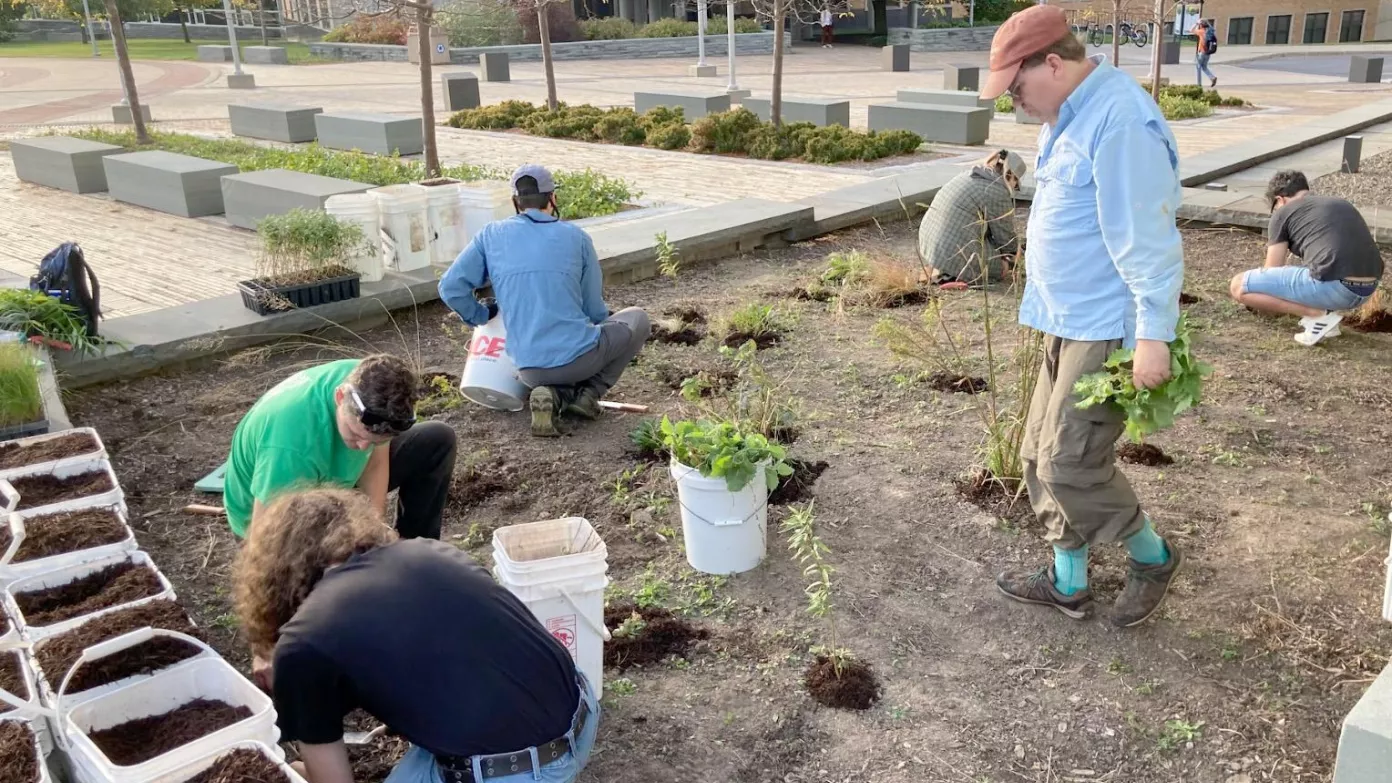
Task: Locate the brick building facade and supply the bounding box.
[1054,0,1390,44]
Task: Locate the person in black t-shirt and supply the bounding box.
[234,489,600,783]
[1230,170,1385,346]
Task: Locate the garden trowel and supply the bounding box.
[343,725,387,745]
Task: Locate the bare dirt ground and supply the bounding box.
[67,218,1392,783]
[1314,149,1392,209]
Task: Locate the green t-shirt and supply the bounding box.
[224,359,373,537]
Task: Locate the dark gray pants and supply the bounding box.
[518,307,650,397]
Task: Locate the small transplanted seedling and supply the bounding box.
[1156,718,1204,752]
[656,231,681,278]
[780,501,849,676]
[719,303,789,346]
[611,611,647,640]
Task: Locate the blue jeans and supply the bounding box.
[1241,266,1369,312]
[1197,52,1216,85]
[384,675,601,783]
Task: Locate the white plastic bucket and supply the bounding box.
[6,551,176,643]
[669,460,768,576]
[33,622,220,712]
[0,644,54,758]
[0,428,107,482]
[6,459,125,521]
[60,644,279,783]
[0,501,137,587]
[0,717,53,783]
[458,183,514,246]
[371,184,431,273]
[152,741,306,783]
[325,193,384,284]
[421,179,466,267]
[459,317,527,412]
[492,517,609,699]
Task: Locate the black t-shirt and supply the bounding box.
[1268,195,1383,281]
[272,539,579,757]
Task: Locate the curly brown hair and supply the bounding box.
[234,488,397,656]
[348,354,420,425]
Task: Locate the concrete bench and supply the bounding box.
[314,112,425,156]
[221,169,373,230]
[103,151,238,217]
[196,45,232,62]
[11,137,124,194]
[1335,662,1392,782]
[111,103,151,125]
[230,103,323,143]
[897,88,992,110]
[243,46,290,65]
[883,44,909,72]
[1350,55,1384,84]
[868,102,990,145]
[634,90,731,120]
[742,96,849,127]
[480,52,509,82]
[442,72,480,112]
[943,64,979,92]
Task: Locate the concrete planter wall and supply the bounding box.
[888,24,1001,53]
[310,31,785,63]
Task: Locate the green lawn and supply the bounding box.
[0,38,323,63]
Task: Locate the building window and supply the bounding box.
[1340,9,1365,42]
[1266,14,1291,44]
[1227,16,1253,44]
[1303,12,1329,43]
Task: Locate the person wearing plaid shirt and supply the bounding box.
[917,150,1025,287]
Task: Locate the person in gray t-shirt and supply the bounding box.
[1229,170,1384,346]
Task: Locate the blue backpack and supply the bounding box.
[30,243,101,337]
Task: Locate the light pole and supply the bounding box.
[725,0,740,94]
[222,0,255,88]
[80,0,100,56]
[697,0,707,67]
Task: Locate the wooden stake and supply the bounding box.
[599,401,649,413]
[183,504,226,516]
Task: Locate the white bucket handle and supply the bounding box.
[0,513,26,568]
[53,626,214,748]
[0,641,51,720]
[0,479,18,515]
[558,587,612,642]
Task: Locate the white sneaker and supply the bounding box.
[1294,313,1344,346]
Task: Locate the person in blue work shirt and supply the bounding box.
[439,164,651,438]
[980,6,1184,628]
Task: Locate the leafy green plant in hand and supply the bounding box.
[1073,314,1212,443]
[659,417,793,493]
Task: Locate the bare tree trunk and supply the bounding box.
[1110,0,1119,69]
[103,0,149,144]
[258,0,270,45]
[1150,0,1164,99]
[176,3,191,42]
[416,8,440,176]
[537,3,558,111]
[770,0,784,128]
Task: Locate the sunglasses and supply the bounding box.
[349,388,415,436]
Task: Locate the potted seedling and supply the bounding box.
[0,289,113,356]
[0,344,47,442]
[237,209,367,316]
[659,417,792,576]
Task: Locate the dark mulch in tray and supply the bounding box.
[768,459,829,506]
[35,600,199,694]
[603,604,708,670]
[0,432,100,472]
[89,698,253,766]
[0,508,128,564]
[9,470,114,511]
[16,561,163,628]
[186,747,290,783]
[0,651,29,715]
[0,721,40,783]
[805,655,880,710]
[1117,442,1174,466]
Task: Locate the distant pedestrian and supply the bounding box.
[820,5,835,48]
[1194,20,1217,88]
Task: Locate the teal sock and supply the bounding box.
[1125,519,1169,565]
[1052,545,1089,595]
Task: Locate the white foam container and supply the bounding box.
[0,716,53,783]
[152,741,303,783]
[6,459,125,521]
[6,551,175,643]
[33,620,218,713]
[60,653,279,783]
[0,502,137,587]
[0,428,107,482]
[458,182,513,246]
[669,459,768,576]
[421,178,466,267]
[492,517,609,699]
[325,193,384,283]
[459,316,528,412]
[371,184,432,273]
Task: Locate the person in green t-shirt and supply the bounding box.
[223,354,457,541]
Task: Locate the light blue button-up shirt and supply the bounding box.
[1023,56,1184,346]
[439,210,608,370]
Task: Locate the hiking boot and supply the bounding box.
[1111,541,1184,628]
[996,567,1092,620]
[528,386,565,438]
[565,385,603,421]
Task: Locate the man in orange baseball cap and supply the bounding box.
[980,6,1188,628]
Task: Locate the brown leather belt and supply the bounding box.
[435,697,591,782]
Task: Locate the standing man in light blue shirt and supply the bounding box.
[439,165,651,437]
[980,6,1185,628]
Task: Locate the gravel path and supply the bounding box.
[1314,148,1392,209]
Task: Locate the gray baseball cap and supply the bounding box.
[1000,150,1027,179]
[510,164,556,195]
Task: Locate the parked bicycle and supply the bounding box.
[1087,20,1149,47]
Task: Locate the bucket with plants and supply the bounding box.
[660,417,792,575]
[0,343,46,442]
[0,429,107,480]
[237,209,367,316]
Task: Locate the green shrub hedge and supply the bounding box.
[446,103,924,164]
[578,16,763,39]
[1160,84,1247,107]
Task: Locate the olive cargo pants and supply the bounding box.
[1021,336,1147,550]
